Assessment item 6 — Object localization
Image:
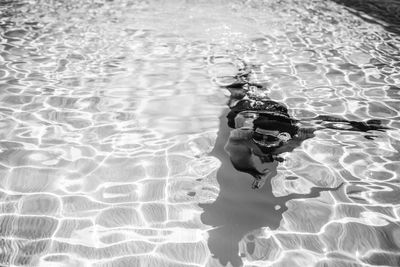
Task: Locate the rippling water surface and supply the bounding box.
[1,0,400,266]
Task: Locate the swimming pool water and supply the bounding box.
[0,0,400,266]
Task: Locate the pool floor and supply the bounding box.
[0,0,400,266]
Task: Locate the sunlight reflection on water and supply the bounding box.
[0,0,400,266]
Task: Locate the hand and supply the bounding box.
[252,177,266,189]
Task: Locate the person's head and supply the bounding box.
[227,99,292,128]
[252,116,298,148]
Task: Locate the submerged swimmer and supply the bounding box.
[201,57,388,267]
[220,61,387,189]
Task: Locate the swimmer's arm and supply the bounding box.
[296,127,316,139]
[300,115,387,132]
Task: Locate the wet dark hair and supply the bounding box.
[227,99,294,128]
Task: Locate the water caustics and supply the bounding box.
[0,0,400,266]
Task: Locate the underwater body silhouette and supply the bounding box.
[200,58,388,267]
